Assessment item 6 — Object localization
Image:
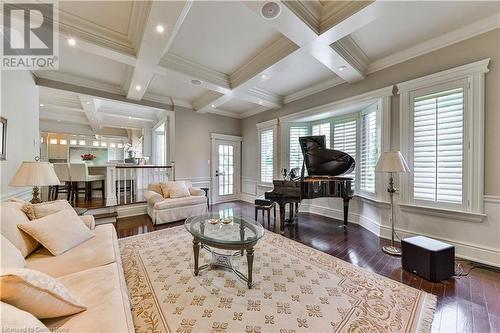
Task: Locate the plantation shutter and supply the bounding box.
[360,112,377,192]
[289,126,309,169]
[260,129,274,183]
[333,119,357,184]
[413,87,463,204]
[312,122,331,148]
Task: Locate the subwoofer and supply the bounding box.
[401,236,454,282]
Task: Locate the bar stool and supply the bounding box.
[50,163,72,200]
[254,197,276,226]
[69,163,105,202]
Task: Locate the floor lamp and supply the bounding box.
[375,151,410,256]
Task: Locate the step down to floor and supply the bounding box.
[92,212,118,225]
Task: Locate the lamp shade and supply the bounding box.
[9,162,61,187]
[375,151,410,173]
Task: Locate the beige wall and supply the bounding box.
[241,28,500,195]
[174,108,241,179]
[0,70,40,200]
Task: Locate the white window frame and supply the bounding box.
[311,121,332,148]
[278,86,393,202]
[285,123,310,171]
[358,104,380,197]
[398,59,489,215]
[257,119,278,186]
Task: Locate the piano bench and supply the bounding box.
[254,199,276,225]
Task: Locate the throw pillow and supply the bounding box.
[1,235,26,269]
[0,201,39,257]
[0,301,49,331]
[0,268,86,319]
[148,183,163,196]
[167,181,190,199]
[17,209,95,256]
[159,182,170,198]
[21,200,73,220]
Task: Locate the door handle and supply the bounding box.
[215,171,225,177]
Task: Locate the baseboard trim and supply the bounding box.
[240,193,256,203]
[302,203,500,268]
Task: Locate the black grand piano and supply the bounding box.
[265,135,355,233]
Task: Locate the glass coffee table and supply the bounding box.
[184,213,264,289]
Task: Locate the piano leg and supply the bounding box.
[343,197,349,227]
[279,204,286,234]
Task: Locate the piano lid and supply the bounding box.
[299,135,355,177]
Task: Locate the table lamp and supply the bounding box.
[9,161,61,203]
[375,151,410,256]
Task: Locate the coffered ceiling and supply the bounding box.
[34,0,500,121]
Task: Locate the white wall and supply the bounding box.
[0,70,40,200]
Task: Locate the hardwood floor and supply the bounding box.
[115,201,500,333]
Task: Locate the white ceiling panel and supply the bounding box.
[256,51,338,96]
[59,1,134,36]
[57,41,129,87]
[147,72,210,103]
[351,1,500,61]
[219,98,257,113]
[169,1,282,74]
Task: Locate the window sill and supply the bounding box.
[353,194,391,208]
[398,203,486,223]
[257,183,274,188]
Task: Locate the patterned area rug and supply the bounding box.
[119,226,436,333]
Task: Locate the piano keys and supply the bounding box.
[265,136,354,233]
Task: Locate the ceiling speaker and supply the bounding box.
[260,1,281,20]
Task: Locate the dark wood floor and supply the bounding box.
[116,201,500,333]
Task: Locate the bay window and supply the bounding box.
[289,125,309,170]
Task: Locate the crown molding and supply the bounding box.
[230,36,300,88]
[240,106,271,119]
[127,1,152,52]
[192,90,227,112]
[368,14,500,74]
[284,76,344,104]
[36,71,125,95]
[256,118,278,129]
[159,53,231,92]
[245,87,283,108]
[208,109,242,119]
[396,58,490,93]
[282,0,321,34]
[320,1,374,34]
[331,35,369,74]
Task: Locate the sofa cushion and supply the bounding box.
[0,268,86,319]
[1,235,26,268]
[0,201,39,257]
[43,263,134,333]
[18,209,95,256]
[159,181,171,198]
[21,200,73,220]
[26,224,120,278]
[0,301,48,331]
[154,195,207,210]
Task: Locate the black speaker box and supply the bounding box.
[402,236,454,282]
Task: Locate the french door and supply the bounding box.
[211,135,241,203]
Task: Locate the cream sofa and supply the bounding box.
[144,181,208,225]
[0,200,134,332]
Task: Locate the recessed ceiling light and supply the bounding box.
[260,73,267,79]
[155,25,165,33]
[135,85,141,91]
[211,104,215,108]
[128,116,132,119]
[191,79,202,85]
[338,65,347,71]
[57,119,61,122]
[39,103,44,107]
[67,38,76,46]
[259,100,263,105]
[85,101,90,105]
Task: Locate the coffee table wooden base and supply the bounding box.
[192,237,256,289]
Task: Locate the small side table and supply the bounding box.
[200,187,209,209]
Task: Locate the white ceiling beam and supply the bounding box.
[39,109,89,124]
[243,1,381,82]
[78,96,101,132]
[126,1,193,100]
